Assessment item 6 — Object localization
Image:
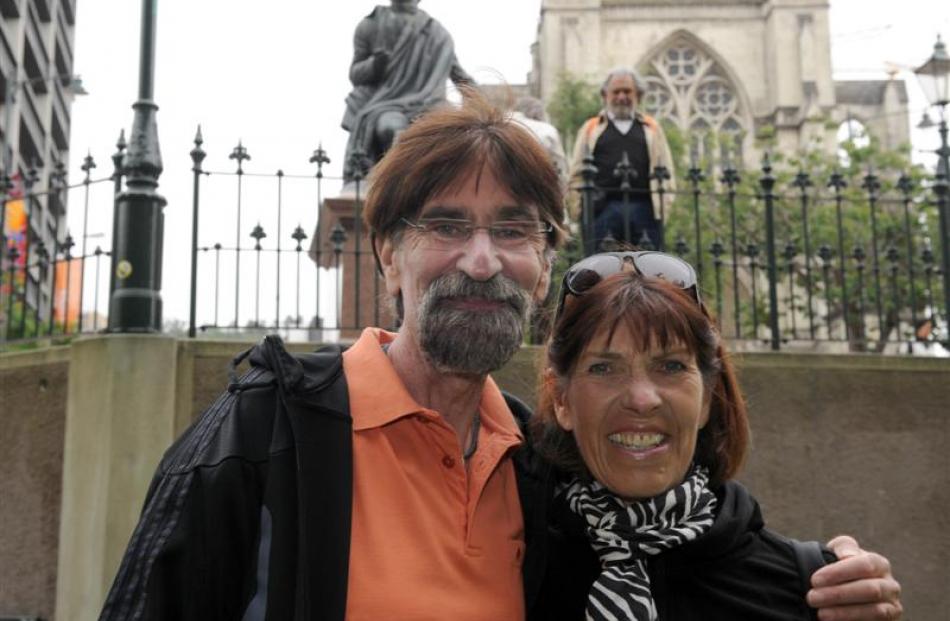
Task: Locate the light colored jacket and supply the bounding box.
[567,110,676,220]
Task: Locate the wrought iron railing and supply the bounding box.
[0,144,121,350]
[3,130,947,355]
[572,153,947,352]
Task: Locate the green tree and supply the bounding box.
[660,130,939,351]
[546,72,602,156]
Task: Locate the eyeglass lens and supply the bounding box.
[565,255,624,295]
[632,253,695,289]
[566,252,696,295]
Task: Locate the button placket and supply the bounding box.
[423,416,467,508]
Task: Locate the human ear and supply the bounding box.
[546,368,574,431]
[533,251,554,304]
[377,235,401,296]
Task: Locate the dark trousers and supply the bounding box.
[586,198,662,255]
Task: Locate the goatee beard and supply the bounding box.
[417,272,532,375]
[609,103,635,120]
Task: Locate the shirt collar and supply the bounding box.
[344,328,422,430]
[606,110,636,134]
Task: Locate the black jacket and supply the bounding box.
[100,337,551,620]
[529,477,833,621]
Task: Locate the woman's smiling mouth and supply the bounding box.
[607,432,669,457]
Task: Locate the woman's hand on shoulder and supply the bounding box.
[806,535,902,620]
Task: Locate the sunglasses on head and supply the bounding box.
[555,251,702,318]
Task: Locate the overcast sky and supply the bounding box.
[64,0,950,326]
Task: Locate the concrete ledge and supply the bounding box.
[0,344,72,370]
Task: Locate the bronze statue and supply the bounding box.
[342,0,472,182]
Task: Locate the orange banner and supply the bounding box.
[53,258,82,327]
[2,198,27,296]
[3,198,26,257]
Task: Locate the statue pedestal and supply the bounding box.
[310,194,395,338]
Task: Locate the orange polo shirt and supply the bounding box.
[343,328,526,620]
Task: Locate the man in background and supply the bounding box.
[570,67,675,253]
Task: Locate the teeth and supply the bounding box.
[608,432,665,450]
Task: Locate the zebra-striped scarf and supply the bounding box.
[563,464,717,621]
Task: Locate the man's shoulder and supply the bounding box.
[161,339,349,475]
[574,114,608,148]
[637,111,660,131]
[581,114,606,133]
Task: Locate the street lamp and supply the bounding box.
[914,35,950,340]
[106,0,165,333]
[914,36,950,107]
[1,73,88,173]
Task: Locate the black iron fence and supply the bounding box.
[0,140,124,349]
[573,153,948,352]
[185,130,947,353]
[185,133,372,341]
[2,131,948,355]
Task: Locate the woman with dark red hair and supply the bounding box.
[530,251,856,620]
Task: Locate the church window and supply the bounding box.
[640,39,748,165]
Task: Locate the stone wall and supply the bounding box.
[0,339,947,618]
[736,352,950,619]
[0,347,71,621]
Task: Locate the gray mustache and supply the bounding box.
[427,273,529,315]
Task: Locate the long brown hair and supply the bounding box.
[532,272,749,487]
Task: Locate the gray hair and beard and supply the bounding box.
[607,99,636,120]
[416,272,533,376]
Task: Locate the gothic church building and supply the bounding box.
[528,0,909,167]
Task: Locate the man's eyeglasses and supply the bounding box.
[556,251,701,318]
[400,217,552,251]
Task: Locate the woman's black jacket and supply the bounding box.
[529,477,834,620]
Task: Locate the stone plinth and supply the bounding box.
[310,194,396,337]
[55,335,179,620]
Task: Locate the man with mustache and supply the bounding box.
[100,91,901,620]
[569,67,675,254]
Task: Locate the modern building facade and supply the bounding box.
[528,0,910,167]
[1,0,80,331]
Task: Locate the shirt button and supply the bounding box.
[442,455,456,468]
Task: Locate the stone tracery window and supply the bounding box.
[640,38,748,165]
